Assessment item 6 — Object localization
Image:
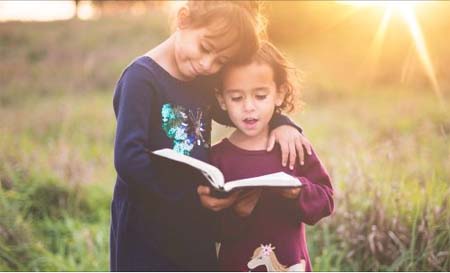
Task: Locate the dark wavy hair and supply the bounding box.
[221,40,301,113]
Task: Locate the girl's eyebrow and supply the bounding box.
[253,87,271,92]
[204,37,233,60]
[223,89,243,95]
[224,87,270,94]
[201,39,215,52]
[203,39,215,50]
[223,88,243,94]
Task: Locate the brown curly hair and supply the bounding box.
[221,40,301,113]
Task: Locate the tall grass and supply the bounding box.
[0,93,114,270]
[296,88,450,271]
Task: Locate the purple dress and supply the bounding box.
[211,138,334,271]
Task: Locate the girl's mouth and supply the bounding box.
[190,61,200,76]
[243,118,258,128]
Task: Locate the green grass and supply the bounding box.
[0,93,114,271]
[292,87,450,271]
[1,13,450,271]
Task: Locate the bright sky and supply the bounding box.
[0,1,95,21]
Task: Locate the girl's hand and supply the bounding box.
[277,187,301,199]
[267,125,312,170]
[197,185,240,212]
[233,189,262,217]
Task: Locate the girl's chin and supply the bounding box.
[236,128,266,138]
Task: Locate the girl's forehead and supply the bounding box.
[222,63,275,90]
[226,62,273,78]
[203,35,238,59]
[202,22,240,57]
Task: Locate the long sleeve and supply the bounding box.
[113,65,195,203]
[285,149,334,225]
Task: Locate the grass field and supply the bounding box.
[1,12,449,271]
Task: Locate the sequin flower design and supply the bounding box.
[161,103,209,155]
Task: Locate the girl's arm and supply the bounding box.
[114,64,196,203]
[211,95,312,170]
[276,148,334,225]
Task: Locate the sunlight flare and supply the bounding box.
[366,7,393,81]
[400,7,443,103]
[340,1,443,105]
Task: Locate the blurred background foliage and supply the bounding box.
[0,1,449,271]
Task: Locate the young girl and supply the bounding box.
[111,1,311,271]
[212,41,334,271]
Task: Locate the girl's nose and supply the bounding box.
[243,98,256,112]
[199,55,214,73]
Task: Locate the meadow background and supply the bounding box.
[0,1,449,271]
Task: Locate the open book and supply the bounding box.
[150,148,302,193]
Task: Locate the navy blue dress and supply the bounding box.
[110,56,301,271]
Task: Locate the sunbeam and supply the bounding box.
[339,1,443,107]
[400,6,443,104]
[366,7,393,83]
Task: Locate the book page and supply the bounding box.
[223,172,301,192]
[152,149,225,189]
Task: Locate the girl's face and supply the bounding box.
[173,20,238,81]
[217,62,284,139]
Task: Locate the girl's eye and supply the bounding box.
[217,58,228,65]
[256,95,267,100]
[201,44,211,54]
[231,96,243,102]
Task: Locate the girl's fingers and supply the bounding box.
[204,192,238,211]
[249,189,262,200]
[237,192,260,207]
[296,137,305,166]
[237,189,261,202]
[282,187,301,199]
[289,139,296,170]
[279,138,289,167]
[266,133,276,152]
[238,191,253,200]
[229,190,241,201]
[219,190,239,203]
[197,186,240,211]
[237,190,260,203]
[305,138,313,155]
[197,185,210,195]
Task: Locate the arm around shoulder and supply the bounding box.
[269,113,303,133]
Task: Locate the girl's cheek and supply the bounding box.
[210,65,221,75]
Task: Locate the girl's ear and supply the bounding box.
[176,6,191,29]
[275,84,287,107]
[215,92,228,111]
